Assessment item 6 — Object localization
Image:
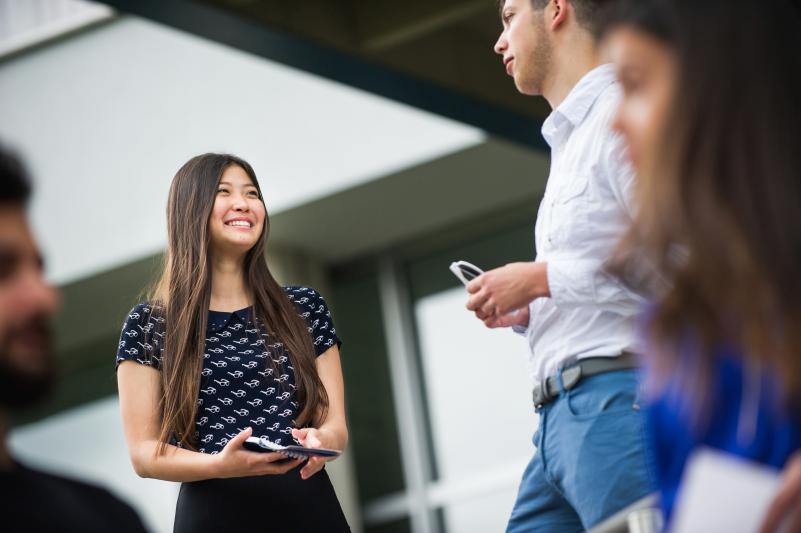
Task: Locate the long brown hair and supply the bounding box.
[147,154,328,452]
[603,0,801,405]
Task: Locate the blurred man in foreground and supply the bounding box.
[0,145,148,532]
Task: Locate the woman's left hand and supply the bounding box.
[292,427,340,480]
[759,451,801,533]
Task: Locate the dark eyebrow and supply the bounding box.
[0,245,45,272]
[218,181,257,189]
[0,247,19,273]
[497,0,506,18]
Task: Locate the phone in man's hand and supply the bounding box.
[449,260,484,286]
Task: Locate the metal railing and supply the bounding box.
[587,494,663,533]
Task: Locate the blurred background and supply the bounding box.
[0,1,555,531]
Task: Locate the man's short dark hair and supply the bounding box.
[499,0,615,36]
[0,145,31,206]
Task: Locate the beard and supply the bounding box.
[0,316,57,409]
[517,16,553,96]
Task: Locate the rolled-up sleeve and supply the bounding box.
[548,258,646,314]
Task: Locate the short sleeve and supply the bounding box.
[285,286,342,357]
[115,303,164,370]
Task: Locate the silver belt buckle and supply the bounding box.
[533,376,551,408]
[562,365,583,390]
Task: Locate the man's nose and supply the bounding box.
[17,269,59,317]
[494,33,507,55]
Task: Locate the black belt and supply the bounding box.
[532,353,639,408]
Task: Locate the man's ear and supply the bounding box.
[546,0,570,31]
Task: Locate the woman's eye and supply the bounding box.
[247,190,259,197]
[217,188,228,194]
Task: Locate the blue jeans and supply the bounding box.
[506,369,654,532]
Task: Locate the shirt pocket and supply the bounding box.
[548,173,590,247]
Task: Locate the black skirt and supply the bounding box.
[173,465,350,532]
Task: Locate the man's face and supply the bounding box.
[494,0,553,96]
[0,206,59,409]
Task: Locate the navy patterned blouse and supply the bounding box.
[115,286,341,455]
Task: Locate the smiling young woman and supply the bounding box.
[115,153,349,532]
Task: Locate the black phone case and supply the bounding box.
[243,438,341,459]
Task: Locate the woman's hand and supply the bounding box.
[292,427,341,480]
[759,451,801,533]
[214,427,304,479]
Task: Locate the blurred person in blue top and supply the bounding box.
[599,0,801,529]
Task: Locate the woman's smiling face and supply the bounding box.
[207,165,266,255]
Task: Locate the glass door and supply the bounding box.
[405,222,540,533]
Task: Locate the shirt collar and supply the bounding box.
[541,63,617,148]
[207,306,250,334]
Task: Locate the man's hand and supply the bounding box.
[759,451,801,533]
[466,262,549,321]
[482,306,530,329]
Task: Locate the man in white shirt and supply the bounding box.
[466,0,652,530]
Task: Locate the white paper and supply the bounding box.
[671,448,780,533]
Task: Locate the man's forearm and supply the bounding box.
[525,261,551,300]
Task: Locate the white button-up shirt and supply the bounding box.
[521,63,644,384]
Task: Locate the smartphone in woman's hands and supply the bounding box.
[243,436,341,459]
